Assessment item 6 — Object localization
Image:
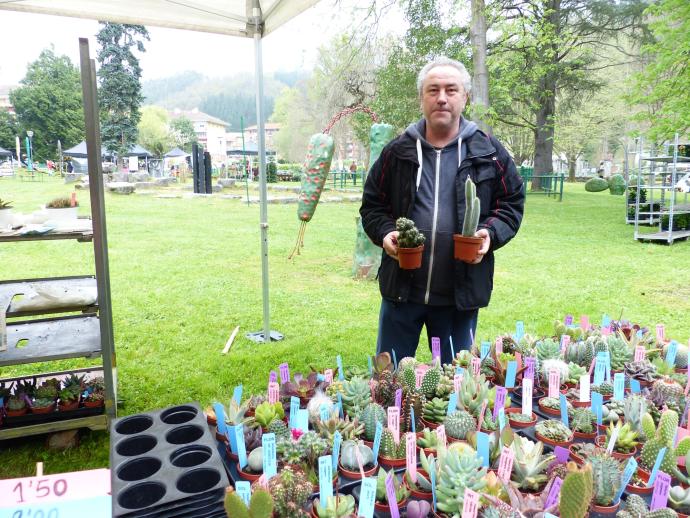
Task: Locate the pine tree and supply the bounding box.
[96,23,149,161]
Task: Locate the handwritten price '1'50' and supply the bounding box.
[13,479,68,504]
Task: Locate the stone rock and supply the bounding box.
[102,162,116,173]
[46,429,80,450]
[155,194,182,199]
[64,173,83,184]
[221,194,243,199]
[131,172,150,182]
[106,182,136,195]
[218,179,236,188]
[111,172,129,183]
[134,182,156,189]
[213,184,222,193]
[75,181,89,190]
[585,177,609,192]
[155,177,178,186]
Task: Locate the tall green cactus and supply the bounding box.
[639,409,690,483]
[224,488,273,518]
[560,462,593,518]
[462,178,481,236]
[589,452,621,506]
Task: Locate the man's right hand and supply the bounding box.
[383,230,399,260]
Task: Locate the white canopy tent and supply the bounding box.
[0,0,321,343]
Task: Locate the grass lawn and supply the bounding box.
[1,175,688,477]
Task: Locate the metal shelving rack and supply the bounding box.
[633,134,690,244]
[0,39,117,440]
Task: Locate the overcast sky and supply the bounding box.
[0,1,404,86]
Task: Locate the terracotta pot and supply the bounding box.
[447,436,468,445]
[398,245,424,270]
[374,497,407,513]
[590,501,620,514]
[420,417,440,430]
[216,429,228,443]
[535,431,572,448]
[362,439,374,449]
[593,435,636,460]
[403,469,433,501]
[236,463,262,482]
[626,468,654,495]
[513,387,545,400]
[572,429,597,440]
[338,460,376,480]
[505,408,536,428]
[568,445,584,465]
[571,400,591,408]
[31,403,55,414]
[225,445,239,462]
[57,400,79,412]
[537,398,561,416]
[453,234,482,263]
[6,407,28,417]
[378,454,407,468]
[311,495,350,518]
[83,399,104,408]
[206,412,217,426]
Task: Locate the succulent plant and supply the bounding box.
[253,401,285,428]
[416,427,440,450]
[0,198,13,210]
[224,487,273,518]
[510,434,555,491]
[669,486,690,514]
[379,428,405,459]
[221,398,251,427]
[343,364,368,381]
[312,495,356,518]
[444,410,476,440]
[605,422,638,453]
[483,476,559,516]
[649,376,685,410]
[58,386,80,403]
[7,395,27,411]
[625,359,658,383]
[280,371,325,400]
[244,425,263,452]
[265,465,312,518]
[435,447,487,514]
[592,381,614,396]
[32,397,55,408]
[461,178,480,237]
[401,389,425,432]
[456,373,490,417]
[539,358,569,385]
[508,412,534,424]
[35,384,58,400]
[536,338,561,361]
[607,335,632,370]
[339,440,374,470]
[339,377,371,418]
[314,414,363,442]
[560,462,593,518]
[375,467,409,504]
[307,390,336,424]
[570,407,595,434]
[563,339,594,367]
[406,500,431,518]
[665,342,689,369]
[588,451,621,506]
[639,409,690,482]
[624,394,648,437]
[46,196,77,208]
[247,447,263,472]
[359,402,385,440]
[423,397,448,423]
[535,419,573,443]
[396,217,425,247]
[617,493,679,518]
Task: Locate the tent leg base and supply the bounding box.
[245,330,284,343]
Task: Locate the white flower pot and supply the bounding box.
[44,207,78,221]
[0,209,13,229]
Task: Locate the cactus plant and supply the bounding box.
[535,419,573,443]
[444,410,476,440]
[435,447,487,514]
[624,395,648,437]
[247,447,263,472]
[639,409,690,482]
[420,367,441,399]
[359,402,385,440]
[339,440,374,470]
[379,428,405,459]
[401,389,425,433]
[314,414,363,442]
[312,495,356,518]
[266,465,313,518]
[570,408,595,434]
[588,451,621,506]
[395,217,425,248]
[224,488,273,518]
[560,462,593,518]
[461,177,480,237]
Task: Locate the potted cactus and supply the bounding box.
[535,419,573,447]
[373,468,409,512]
[263,465,313,518]
[587,451,622,513]
[6,394,28,417]
[377,427,407,467]
[394,217,425,269]
[0,198,13,228]
[310,494,357,518]
[237,446,264,481]
[224,487,273,518]
[453,178,483,263]
[45,196,78,220]
[338,440,376,479]
[57,386,81,411]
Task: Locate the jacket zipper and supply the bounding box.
[424,149,442,304]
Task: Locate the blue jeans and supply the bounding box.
[376,299,478,365]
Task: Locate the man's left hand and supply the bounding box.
[469,229,491,264]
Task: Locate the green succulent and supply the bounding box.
[510,434,555,491]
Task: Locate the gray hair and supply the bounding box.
[417,57,472,96]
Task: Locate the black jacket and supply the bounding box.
[359,126,525,311]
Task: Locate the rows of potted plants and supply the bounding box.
[211,317,689,517]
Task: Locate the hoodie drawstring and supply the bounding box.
[458,138,463,168]
[416,139,423,192]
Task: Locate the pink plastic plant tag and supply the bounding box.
[454,374,462,395]
[601,326,611,336]
[588,357,596,376]
[436,425,447,448]
[560,334,570,352]
[461,488,480,518]
[495,337,503,355]
[477,401,487,431]
[656,324,665,343]
[324,369,333,383]
[268,382,279,404]
[580,314,589,331]
[354,441,366,479]
[256,474,269,489]
[415,366,425,389]
[388,407,400,444]
[406,432,417,483]
[634,346,646,362]
[497,446,514,482]
[548,369,560,399]
[471,357,481,376]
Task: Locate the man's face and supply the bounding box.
[420,65,468,133]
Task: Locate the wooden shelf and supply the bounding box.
[0,415,107,441]
[0,229,93,243]
[0,276,97,317]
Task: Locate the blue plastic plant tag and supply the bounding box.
[318,455,333,507]
[316,373,325,382]
[213,403,227,435]
[456,366,465,376]
[614,457,638,504]
[336,355,344,380]
[447,393,458,416]
[476,431,490,467]
[296,409,309,433]
[647,447,667,487]
[430,457,437,511]
[0,496,112,518]
[235,481,251,506]
[505,361,517,388]
[449,335,455,360]
[235,423,247,469]
[232,384,243,405]
[515,321,525,341]
[289,396,300,429]
[372,422,383,464]
[391,350,398,369]
[637,329,644,338]
[227,424,238,454]
[480,341,491,361]
[602,314,611,327]
[545,514,558,518]
[559,394,569,427]
[337,393,343,418]
[332,431,342,471]
[262,433,277,479]
[320,403,330,422]
[367,356,373,377]
[613,373,625,401]
[357,477,377,518]
[666,341,679,367]
[631,379,641,393]
[594,353,607,386]
[497,408,506,432]
[591,392,603,424]
[410,406,416,433]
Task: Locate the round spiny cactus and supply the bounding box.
[395,217,425,248]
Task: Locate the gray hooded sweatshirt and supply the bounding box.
[405,117,479,306]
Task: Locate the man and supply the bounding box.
[360,57,525,365]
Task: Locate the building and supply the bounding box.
[244,122,281,150]
[170,108,230,162]
[0,85,16,113]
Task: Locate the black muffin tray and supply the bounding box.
[110,402,230,517]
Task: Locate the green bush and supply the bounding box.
[585,177,609,192]
[267,160,277,183]
[608,174,626,195]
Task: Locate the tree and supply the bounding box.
[96,23,149,159]
[9,48,84,160]
[137,106,173,157]
[470,0,491,131]
[0,111,18,153]
[169,116,197,153]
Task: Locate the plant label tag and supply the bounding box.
[564,314,574,326]
[495,337,503,355]
[493,387,507,419]
[647,447,667,487]
[395,388,402,410]
[656,324,665,343]
[406,432,417,483]
[591,392,603,424]
[448,392,458,416]
[0,469,111,507]
[497,408,506,431]
[316,374,325,382]
[631,379,641,394]
[580,314,589,331]
[606,425,620,455]
[548,369,560,399]
[544,477,563,509]
[525,357,536,381]
[432,337,441,362]
[634,345,646,362]
[235,481,251,506]
[480,341,491,361]
[232,385,243,405]
[602,314,611,328]
[415,366,425,389]
[450,335,455,361]
[337,393,343,418]
[603,350,612,382]
[613,373,625,401]
[637,329,644,338]
[666,340,679,367]
[471,357,481,376]
[454,373,463,394]
[336,355,345,380]
[289,397,300,429]
[560,334,570,352]
[477,401,488,431]
[554,446,570,463]
[262,433,277,480]
[392,349,398,369]
[650,471,672,510]
[504,361,517,389]
[559,394,569,427]
[497,446,514,482]
[545,514,558,518]
[296,409,309,433]
[324,369,333,383]
[268,382,280,404]
[0,496,112,518]
[318,455,333,508]
[522,378,533,416]
[593,353,607,386]
[410,406,416,433]
[430,458,438,510]
[437,424,447,448]
[461,488,480,518]
[357,477,377,518]
[580,374,591,402]
[385,472,401,518]
[602,326,611,336]
[615,457,638,504]
[367,356,373,377]
[213,402,227,435]
[279,362,290,384]
[269,370,277,383]
[476,431,489,467]
[354,441,366,479]
[588,356,596,377]
[515,321,525,341]
[515,352,522,370]
[320,403,331,422]
[388,406,400,443]
[227,424,238,454]
[373,422,383,464]
[236,424,247,469]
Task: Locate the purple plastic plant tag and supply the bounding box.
[431,337,441,362]
[269,370,277,383]
[544,477,563,508]
[564,314,574,326]
[279,363,290,384]
[554,446,569,463]
[524,357,536,381]
[493,387,507,419]
[385,472,400,518]
[650,471,672,510]
[395,388,402,409]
